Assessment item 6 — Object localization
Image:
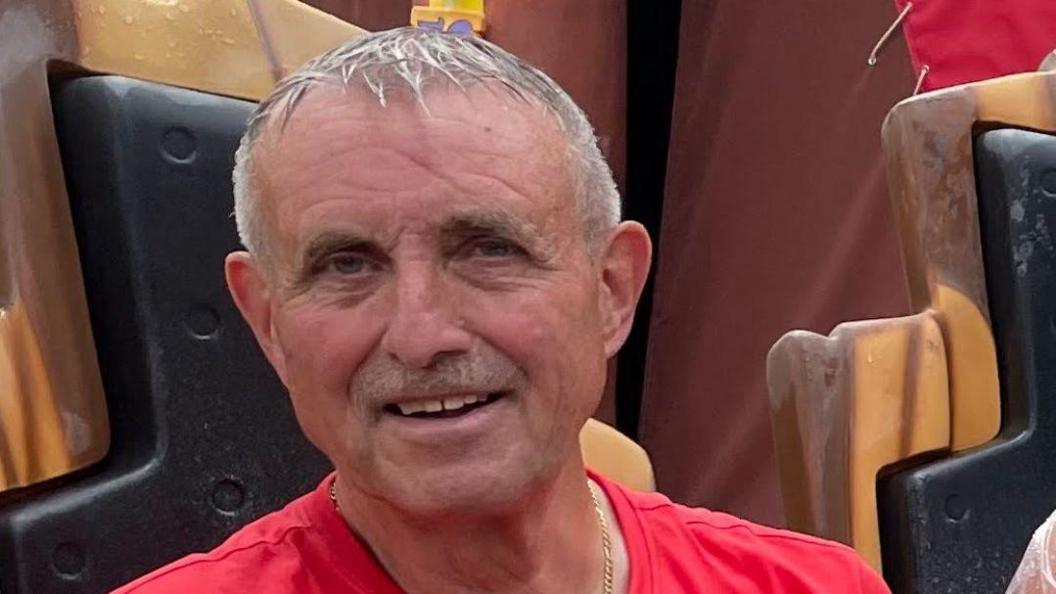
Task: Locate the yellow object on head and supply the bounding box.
[411,0,485,37]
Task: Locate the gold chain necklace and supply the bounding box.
[328,480,615,594]
[588,480,616,594]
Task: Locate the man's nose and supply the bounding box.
[380,264,473,369]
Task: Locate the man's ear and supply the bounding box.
[225,251,289,385]
[597,221,653,357]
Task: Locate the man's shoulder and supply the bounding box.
[610,483,889,593]
[111,494,318,594]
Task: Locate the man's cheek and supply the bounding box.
[277,322,360,394]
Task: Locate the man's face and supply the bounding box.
[241,86,611,512]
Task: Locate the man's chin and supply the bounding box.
[372,458,545,516]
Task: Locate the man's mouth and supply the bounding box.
[383,392,506,420]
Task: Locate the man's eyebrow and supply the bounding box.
[439,211,545,246]
[302,231,378,259]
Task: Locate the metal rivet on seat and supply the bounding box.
[52,542,86,578]
[212,479,246,514]
[944,494,968,522]
[161,126,197,164]
[186,304,220,340]
[1040,169,1056,197]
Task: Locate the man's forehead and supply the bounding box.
[248,82,581,262]
[250,83,573,210]
[259,83,565,153]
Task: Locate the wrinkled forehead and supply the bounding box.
[259,81,569,157]
[249,83,581,253]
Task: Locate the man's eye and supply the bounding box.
[471,239,521,258]
[327,254,371,274]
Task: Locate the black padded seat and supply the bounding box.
[878,128,1056,593]
[0,76,330,593]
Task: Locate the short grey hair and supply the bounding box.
[232,26,621,260]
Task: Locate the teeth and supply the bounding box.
[394,394,491,416]
[443,397,466,411]
[396,401,428,415]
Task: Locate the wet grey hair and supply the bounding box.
[232,26,621,261]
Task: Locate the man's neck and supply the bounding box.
[334,460,628,594]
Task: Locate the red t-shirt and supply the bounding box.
[114,470,890,593]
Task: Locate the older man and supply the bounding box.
[115,27,888,594]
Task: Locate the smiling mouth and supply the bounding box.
[383,392,506,420]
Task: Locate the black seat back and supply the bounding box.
[878,128,1056,593]
[0,75,330,594]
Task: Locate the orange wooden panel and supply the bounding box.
[768,313,950,572]
[581,418,655,492]
[883,67,1056,450]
